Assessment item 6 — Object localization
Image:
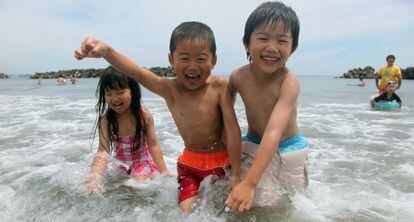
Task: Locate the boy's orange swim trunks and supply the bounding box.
[177,148,230,203]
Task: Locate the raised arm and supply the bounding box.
[219,79,242,186]
[142,109,169,175]
[74,38,171,99]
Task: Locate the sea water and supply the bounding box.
[0,77,413,221]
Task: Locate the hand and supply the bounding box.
[225,180,255,212]
[83,172,104,196]
[160,170,175,178]
[74,38,110,60]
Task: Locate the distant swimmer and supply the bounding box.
[358,76,366,86]
[347,76,365,87]
[370,81,402,109]
[37,74,42,85]
[57,75,66,85]
[70,73,78,84]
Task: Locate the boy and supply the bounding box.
[370,81,402,108]
[358,76,366,87]
[57,75,66,85]
[226,2,309,212]
[75,21,241,212]
[375,54,402,94]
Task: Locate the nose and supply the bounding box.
[266,41,279,53]
[106,94,118,103]
[187,59,198,71]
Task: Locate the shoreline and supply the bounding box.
[29,67,176,79]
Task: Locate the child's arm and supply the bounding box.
[374,93,386,102]
[83,117,111,196]
[75,38,171,100]
[219,79,241,187]
[395,94,402,108]
[226,76,300,212]
[143,109,169,175]
[228,71,239,105]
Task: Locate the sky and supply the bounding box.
[1,0,413,76]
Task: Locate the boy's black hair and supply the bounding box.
[386,54,396,61]
[169,21,216,55]
[243,1,300,60]
[91,66,144,153]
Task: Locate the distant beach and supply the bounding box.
[29,67,176,79]
[338,66,414,79]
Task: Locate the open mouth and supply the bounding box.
[112,102,123,110]
[261,56,281,65]
[185,73,201,85]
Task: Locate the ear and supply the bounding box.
[168,53,174,67]
[211,54,217,69]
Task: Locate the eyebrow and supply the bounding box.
[278,34,291,38]
[256,32,290,37]
[177,52,209,56]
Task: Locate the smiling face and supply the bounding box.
[104,88,132,114]
[245,21,292,75]
[168,39,217,90]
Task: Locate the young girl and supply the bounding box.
[83,66,170,195]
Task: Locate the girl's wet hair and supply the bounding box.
[91,66,144,153]
[169,21,216,55]
[243,1,300,60]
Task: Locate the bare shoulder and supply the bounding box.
[161,77,177,91]
[100,114,109,125]
[141,108,154,125]
[280,71,300,94]
[208,76,229,89]
[229,64,251,86]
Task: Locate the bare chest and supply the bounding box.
[117,116,136,136]
[167,91,221,130]
[240,82,280,114]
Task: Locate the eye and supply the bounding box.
[180,57,189,61]
[198,57,207,62]
[258,37,267,41]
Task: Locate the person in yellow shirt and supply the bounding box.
[375,54,402,93]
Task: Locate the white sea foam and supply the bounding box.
[1,78,414,221]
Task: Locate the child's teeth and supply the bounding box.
[264,57,276,61]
